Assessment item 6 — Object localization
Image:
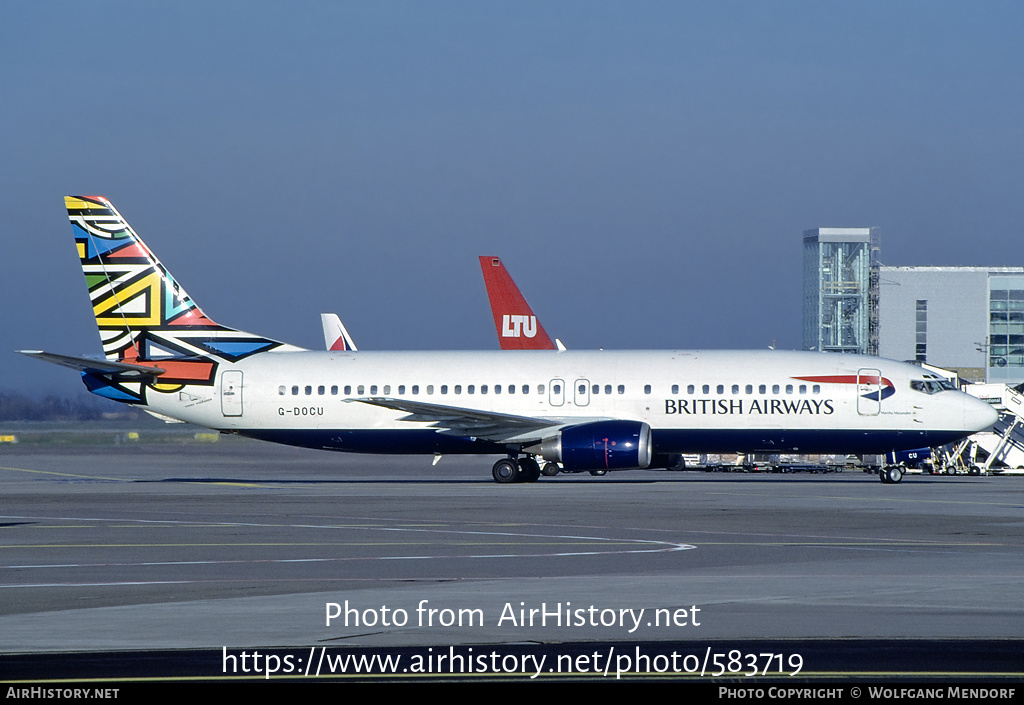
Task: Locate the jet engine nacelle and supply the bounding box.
[525,420,652,471]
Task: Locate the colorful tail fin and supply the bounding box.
[478,256,557,350]
[321,313,358,351]
[66,196,300,394]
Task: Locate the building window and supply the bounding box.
[916,299,927,362]
[990,289,1024,369]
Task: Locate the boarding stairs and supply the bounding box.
[939,383,1024,474]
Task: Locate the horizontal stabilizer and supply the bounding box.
[17,350,166,379]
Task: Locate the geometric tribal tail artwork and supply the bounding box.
[65,196,302,401]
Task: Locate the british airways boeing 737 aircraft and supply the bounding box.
[20,196,997,484]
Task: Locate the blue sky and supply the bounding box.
[2,1,1022,394]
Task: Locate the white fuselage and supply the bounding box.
[143,349,997,457]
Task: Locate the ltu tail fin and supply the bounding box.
[479,256,558,351]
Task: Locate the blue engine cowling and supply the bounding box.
[525,420,652,471]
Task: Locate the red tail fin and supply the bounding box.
[479,256,557,350]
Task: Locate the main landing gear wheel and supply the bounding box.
[541,462,560,477]
[589,469,607,477]
[492,458,519,483]
[518,457,541,482]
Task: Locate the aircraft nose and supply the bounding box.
[965,395,999,432]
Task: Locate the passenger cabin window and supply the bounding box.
[318,385,325,395]
[344,385,352,395]
[605,385,612,395]
[644,384,652,394]
[305,385,312,396]
[671,384,679,394]
[278,386,286,395]
[617,385,625,394]
[331,385,338,395]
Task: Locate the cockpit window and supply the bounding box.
[910,379,957,394]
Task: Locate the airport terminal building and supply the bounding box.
[877,266,1024,384]
[803,228,1024,384]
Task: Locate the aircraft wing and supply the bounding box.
[352,396,601,443]
[17,350,166,379]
